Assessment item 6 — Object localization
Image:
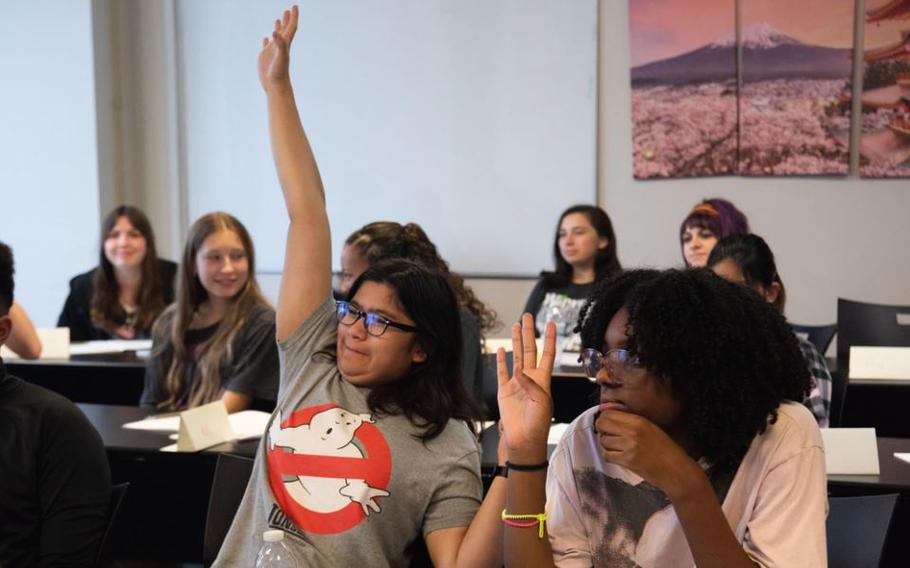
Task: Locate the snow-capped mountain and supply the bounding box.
[631,22,851,87]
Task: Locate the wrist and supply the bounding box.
[663,460,711,504]
[507,447,549,466]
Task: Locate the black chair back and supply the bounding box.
[837,299,910,367]
[481,351,513,421]
[791,323,837,356]
[829,369,848,428]
[95,482,129,568]
[203,454,255,566]
[827,493,899,568]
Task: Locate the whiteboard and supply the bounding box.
[178,0,598,274]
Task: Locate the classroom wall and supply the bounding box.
[0,0,102,327]
[4,0,908,341]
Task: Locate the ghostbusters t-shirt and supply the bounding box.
[214,298,482,567]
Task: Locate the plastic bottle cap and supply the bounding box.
[262,529,284,543]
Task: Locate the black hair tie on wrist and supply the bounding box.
[506,460,549,472]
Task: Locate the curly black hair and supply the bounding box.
[577,268,810,473]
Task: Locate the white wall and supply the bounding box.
[0,0,101,326]
[3,0,908,334]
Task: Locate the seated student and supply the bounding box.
[497,269,826,567]
[6,302,41,358]
[140,212,279,413]
[58,205,177,341]
[341,221,499,395]
[523,204,621,345]
[0,241,111,566]
[216,9,506,565]
[708,233,833,427]
[679,198,749,267]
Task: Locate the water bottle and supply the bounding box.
[255,530,298,568]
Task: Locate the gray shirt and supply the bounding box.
[215,297,482,567]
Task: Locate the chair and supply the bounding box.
[94,482,130,568]
[827,493,899,568]
[203,454,255,567]
[791,323,837,356]
[837,299,910,367]
[829,368,848,428]
[481,351,513,421]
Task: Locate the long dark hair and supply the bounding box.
[90,206,167,334]
[578,269,809,473]
[345,221,498,332]
[544,204,621,287]
[707,234,787,313]
[347,258,483,440]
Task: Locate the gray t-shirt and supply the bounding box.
[215,297,482,567]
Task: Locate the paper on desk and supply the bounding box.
[70,339,153,356]
[124,410,272,440]
[1,328,70,360]
[548,423,569,445]
[896,453,910,465]
[821,428,880,475]
[849,346,910,381]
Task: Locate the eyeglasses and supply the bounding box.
[581,347,642,384]
[335,301,418,337]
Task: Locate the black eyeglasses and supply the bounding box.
[581,347,642,384]
[335,301,418,337]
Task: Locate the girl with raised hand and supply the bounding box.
[58,205,176,341]
[340,221,498,396]
[679,198,749,267]
[216,7,505,566]
[140,212,278,413]
[523,205,621,342]
[708,233,833,427]
[498,269,826,567]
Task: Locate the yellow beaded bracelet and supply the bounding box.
[501,509,548,539]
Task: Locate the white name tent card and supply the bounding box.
[896,453,910,465]
[821,428,880,475]
[0,327,70,360]
[176,401,235,452]
[849,346,910,381]
[123,408,272,452]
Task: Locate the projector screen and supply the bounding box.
[178,0,598,275]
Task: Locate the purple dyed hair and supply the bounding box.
[678,198,750,247]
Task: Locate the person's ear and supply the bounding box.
[410,342,428,364]
[765,281,781,304]
[598,236,609,250]
[0,315,11,347]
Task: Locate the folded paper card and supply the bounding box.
[176,401,235,452]
[0,327,70,360]
[69,339,152,356]
[849,346,910,381]
[820,428,880,475]
[123,408,272,451]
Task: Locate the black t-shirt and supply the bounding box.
[140,302,280,411]
[522,277,596,336]
[57,259,178,341]
[0,359,111,566]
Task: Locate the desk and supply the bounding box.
[10,354,145,405]
[79,404,258,563]
[836,368,910,438]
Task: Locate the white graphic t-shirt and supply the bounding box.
[546,402,827,568]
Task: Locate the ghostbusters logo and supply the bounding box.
[267,403,392,534]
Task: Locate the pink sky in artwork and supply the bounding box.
[629,0,734,67]
[629,0,905,66]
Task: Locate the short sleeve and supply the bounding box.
[222,305,280,401]
[422,447,482,536]
[546,442,595,568]
[741,430,827,566]
[278,297,338,392]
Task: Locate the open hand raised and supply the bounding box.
[258,5,299,91]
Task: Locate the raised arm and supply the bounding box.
[8,303,42,359]
[259,5,332,341]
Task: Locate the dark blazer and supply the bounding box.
[57,259,178,341]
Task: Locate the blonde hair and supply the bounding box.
[156,212,268,410]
